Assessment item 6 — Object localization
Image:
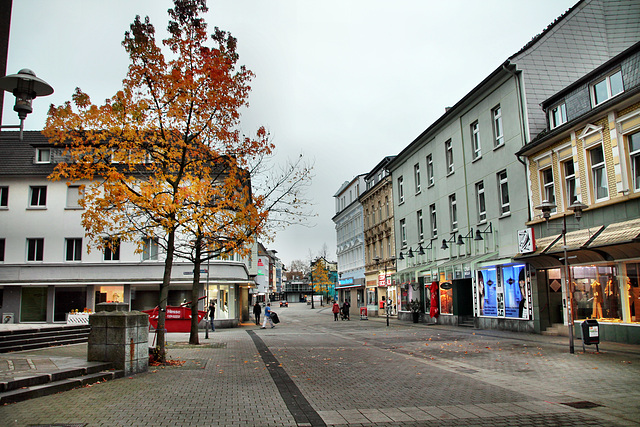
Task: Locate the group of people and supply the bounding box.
[253,301,276,329]
[332,300,350,321]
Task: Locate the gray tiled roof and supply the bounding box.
[0,131,56,176]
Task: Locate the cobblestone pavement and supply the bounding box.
[1,303,639,426]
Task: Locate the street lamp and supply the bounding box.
[0,69,54,140]
[535,199,588,354]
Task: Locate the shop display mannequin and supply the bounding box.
[591,280,603,319]
[604,278,619,318]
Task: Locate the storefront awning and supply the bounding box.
[515,219,640,268]
[586,218,640,259]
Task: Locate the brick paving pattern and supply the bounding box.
[1,303,639,426]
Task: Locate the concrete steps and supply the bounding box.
[0,325,90,353]
[541,323,570,337]
[0,362,124,404]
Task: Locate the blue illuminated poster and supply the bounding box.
[478,269,497,316]
[503,265,526,318]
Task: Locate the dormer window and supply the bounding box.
[591,69,623,107]
[549,102,567,129]
[36,148,51,164]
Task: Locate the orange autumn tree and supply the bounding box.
[44,0,311,360]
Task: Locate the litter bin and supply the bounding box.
[581,319,599,352]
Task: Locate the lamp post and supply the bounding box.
[310,270,314,309]
[0,69,54,140]
[535,200,588,354]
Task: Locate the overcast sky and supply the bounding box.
[4,0,577,267]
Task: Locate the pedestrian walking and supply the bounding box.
[342,300,350,321]
[332,301,340,321]
[208,300,215,332]
[253,301,262,325]
[261,302,275,329]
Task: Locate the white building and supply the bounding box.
[332,174,366,307]
[0,131,257,326]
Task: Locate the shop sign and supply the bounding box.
[517,228,535,253]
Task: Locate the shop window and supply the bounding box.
[502,265,528,319]
[440,284,453,315]
[625,263,640,323]
[478,268,498,316]
[572,265,620,322]
[95,285,124,304]
[20,287,47,322]
[54,287,87,322]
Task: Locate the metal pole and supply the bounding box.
[562,214,574,354]
[311,272,314,309]
[385,263,389,327]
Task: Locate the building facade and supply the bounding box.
[360,156,397,317]
[517,42,640,343]
[333,175,366,307]
[387,0,640,332]
[0,131,257,327]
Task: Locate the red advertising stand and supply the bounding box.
[143,305,206,333]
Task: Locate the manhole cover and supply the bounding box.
[561,401,602,409]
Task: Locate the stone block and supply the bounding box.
[96,302,129,312]
[89,312,108,328]
[87,326,106,345]
[87,344,107,362]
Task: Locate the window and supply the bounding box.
[549,103,567,129]
[493,106,504,147]
[445,140,454,174]
[27,238,44,261]
[591,70,623,106]
[35,148,51,163]
[471,121,481,160]
[104,238,121,261]
[65,238,82,261]
[417,210,424,242]
[563,160,577,206]
[449,194,457,230]
[398,176,404,204]
[498,170,510,215]
[142,237,159,261]
[0,238,5,261]
[29,186,47,207]
[476,181,486,223]
[66,186,83,208]
[400,219,407,248]
[590,145,608,201]
[0,186,8,207]
[541,167,556,212]
[430,204,437,238]
[365,209,369,227]
[629,131,640,191]
[378,201,382,223]
[385,196,389,218]
[414,163,421,193]
[426,154,434,186]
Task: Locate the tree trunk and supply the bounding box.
[189,237,202,345]
[155,228,176,363]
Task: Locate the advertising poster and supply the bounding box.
[478,269,497,316]
[502,264,527,318]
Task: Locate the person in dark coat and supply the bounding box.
[253,302,262,325]
[342,300,350,320]
[208,301,215,331]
